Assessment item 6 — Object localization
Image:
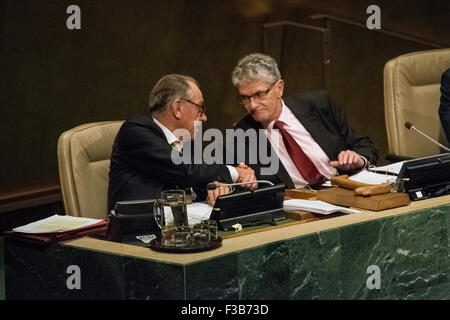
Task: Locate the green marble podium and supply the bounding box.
[4,195,450,299]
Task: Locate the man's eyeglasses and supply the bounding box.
[181,98,207,116]
[237,80,278,106]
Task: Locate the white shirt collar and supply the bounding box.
[267,99,289,130]
[152,117,182,146]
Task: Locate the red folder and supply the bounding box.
[3,220,108,245]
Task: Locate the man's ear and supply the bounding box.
[171,99,183,120]
[276,79,284,98]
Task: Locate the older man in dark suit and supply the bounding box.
[438,68,450,143]
[230,53,378,189]
[108,74,256,210]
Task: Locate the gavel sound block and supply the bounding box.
[317,175,410,211]
[330,175,391,196]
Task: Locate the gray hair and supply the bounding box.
[231,53,281,87]
[148,74,199,116]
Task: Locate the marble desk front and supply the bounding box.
[4,195,450,299]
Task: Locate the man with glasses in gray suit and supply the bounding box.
[230,53,378,189]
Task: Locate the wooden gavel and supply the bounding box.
[330,175,392,196]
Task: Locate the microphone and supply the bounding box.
[404,121,450,152]
[207,180,275,191]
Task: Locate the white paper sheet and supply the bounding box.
[12,215,103,234]
[370,161,405,175]
[187,202,213,225]
[283,199,360,215]
[162,202,213,225]
[349,170,395,185]
[348,161,405,185]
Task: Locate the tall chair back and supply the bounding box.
[384,48,450,159]
[57,121,123,219]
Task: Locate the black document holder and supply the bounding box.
[210,184,286,230]
[398,153,450,201]
[106,199,158,243]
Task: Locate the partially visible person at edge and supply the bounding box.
[438,68,450,144]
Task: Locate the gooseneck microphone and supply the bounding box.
[404,121,450,152]
[206,180,275,191]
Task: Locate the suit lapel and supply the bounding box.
[241,116,295,189]
[284,96,338,160]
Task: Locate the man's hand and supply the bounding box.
[330,150,366,172]
[235,163,258,190]
[207,181,230,206]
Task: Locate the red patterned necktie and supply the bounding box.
[273,120,326,185]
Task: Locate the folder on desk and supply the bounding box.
[4,215,108,245]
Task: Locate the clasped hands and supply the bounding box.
[207,151,366,205]
[206,163,257,206]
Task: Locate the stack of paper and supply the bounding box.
[350,161,405,185]
[349,170,394,185]
[13,215,105,233]
[6,215,108,245]
[283,199,361,215]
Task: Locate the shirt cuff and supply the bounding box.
[345,156,370,174]
[227,165,239,183]
[358,156,370,172]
